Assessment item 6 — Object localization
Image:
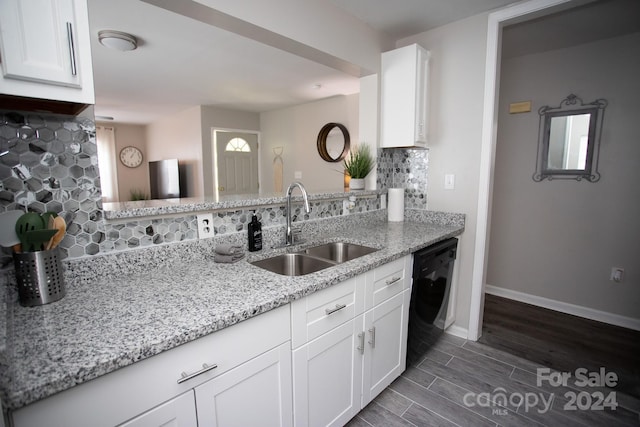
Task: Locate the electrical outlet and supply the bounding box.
[196,213,214,239]
[342,199,350,215]
[610,267,624,283]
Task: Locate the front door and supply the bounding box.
[214,130,259,195]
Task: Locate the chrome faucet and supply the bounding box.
[285,181,310,246]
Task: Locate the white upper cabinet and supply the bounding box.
[0,0,94,109]
[380,43,430,148]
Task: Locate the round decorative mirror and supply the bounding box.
[317,123,350,162]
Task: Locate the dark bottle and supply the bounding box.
[248,214,263,251]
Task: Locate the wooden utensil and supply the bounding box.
[41,212,57,230]
[47,216,66,250]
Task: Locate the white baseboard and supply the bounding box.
[445,324,469,339]
[485,285,640,332]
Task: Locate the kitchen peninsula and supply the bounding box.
[1,209,464,427]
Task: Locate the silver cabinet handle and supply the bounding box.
[357,332,365,355]
[325,303,347,315]
[368,327,376,348]
[385,276,402,286]
[177,362,217,384]
[66,22,77,76]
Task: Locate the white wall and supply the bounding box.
[192,0,391,74]
[397,14,490,332]
[359,74,379,190]
[487,32,640,320]
[260,94,359,193]
[146,106,203,197]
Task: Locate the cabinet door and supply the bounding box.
[380,43,430,148]
[118,391,197,427]
[0,0,80,86]
[362,289,411,405]
[292,317,363,427]
[195,342,293,427]
[0,0,94,105]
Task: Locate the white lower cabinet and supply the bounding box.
[362,289,411,405]
[118,342,293,427]
[195,342,293,427]
[118,391,197,427]
[292,255,412,427]
[11,305,291,427]
[10,256,412,427]
[292,317,364,427]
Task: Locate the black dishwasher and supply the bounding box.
[406,237,458,367]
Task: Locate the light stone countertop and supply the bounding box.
[0,212,464,411]
[102,189,382,220]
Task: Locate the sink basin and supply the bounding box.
[250,242,378,276]
[250,253,336,276]
[303,242,378,263]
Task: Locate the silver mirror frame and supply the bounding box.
[533,94,607,182]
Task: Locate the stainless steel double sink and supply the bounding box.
[250,242,378,276]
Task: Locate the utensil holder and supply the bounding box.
[13,248,66,307]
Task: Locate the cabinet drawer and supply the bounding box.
[291,276,364,349]
[12,305,291,427]
[366,255,411,310]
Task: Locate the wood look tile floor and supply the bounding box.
[349,294,640,427]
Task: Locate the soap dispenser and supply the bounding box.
[248,213,263,252]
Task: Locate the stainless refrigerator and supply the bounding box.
[149,159,182,199]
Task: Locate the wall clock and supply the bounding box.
[119,146,143,168]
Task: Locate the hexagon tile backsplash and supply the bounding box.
[0,111,103,266]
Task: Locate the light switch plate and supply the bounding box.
[444,174,455,190]
[294,171,302,179]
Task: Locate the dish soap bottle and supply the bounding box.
[248,213,262,252]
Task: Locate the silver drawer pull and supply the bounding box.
[177,362,218,384]
[357,332,365,354]
[385,276,402,286]
[66,22,77,76]
[325,303,347,315]
[368,327,376,348]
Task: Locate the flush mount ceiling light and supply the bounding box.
[98,30,138,51]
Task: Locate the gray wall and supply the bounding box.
[487,32,640,319]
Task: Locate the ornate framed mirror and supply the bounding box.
[317,123,350,162]
[534,94,607,182]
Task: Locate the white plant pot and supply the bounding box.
[349,178,365,190]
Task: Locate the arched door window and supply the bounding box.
[226,137,251,152]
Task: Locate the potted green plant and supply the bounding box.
[343,144,375,190]
[130,189,149,201]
